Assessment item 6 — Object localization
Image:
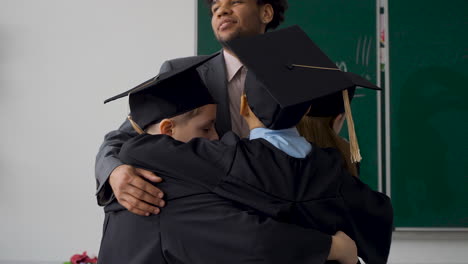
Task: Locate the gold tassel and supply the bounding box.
[343,90,362,163]
[290,64,340,71]
[127,115,145,135]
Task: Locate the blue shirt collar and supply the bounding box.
[249,127,300,140]
[249,127,312,158]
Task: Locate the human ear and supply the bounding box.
[332,113,346,134]
[260,4,273,24]
[336,113,346,123]
[159,119,174,136]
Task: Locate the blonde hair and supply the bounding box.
[170,108,201,125]
[296,115,359,177]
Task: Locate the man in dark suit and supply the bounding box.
[95,0,288,216]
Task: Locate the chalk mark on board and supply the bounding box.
[356,36,361,64]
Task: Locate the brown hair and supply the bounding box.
[205,0,288,31]
[296,115,359,177]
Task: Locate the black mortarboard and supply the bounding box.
[226,25,380,161]
[307,85,356,117]
[104,53,218,132]
[308,72,379,117]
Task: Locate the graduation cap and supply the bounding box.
[307,72,378,117]
[307,85,356,117]
[226,25,380,163]
[104,53,219,133]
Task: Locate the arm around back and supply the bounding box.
[95,119,137,205]
[95,60,174,206]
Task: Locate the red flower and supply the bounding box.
[70,251,97,264]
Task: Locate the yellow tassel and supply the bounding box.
[127,115,145,135]
[343,90,362,163]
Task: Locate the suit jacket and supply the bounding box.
[118,132,394,264]
[95,53,230,205]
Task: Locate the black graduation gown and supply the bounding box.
[98,133,333,264]
[118,132,393,264]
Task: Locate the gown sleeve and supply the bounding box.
[339,169,394,264]
[119,133,238,189]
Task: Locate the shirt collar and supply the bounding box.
[223,49,243,82]
[249,127,300,140]
[249,127,312,158]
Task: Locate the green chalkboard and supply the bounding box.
[197,0,380,191]
[389,0,468,227]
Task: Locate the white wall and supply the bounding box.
[0,0,467,263]
[0,0,196,262]
[388,232,468,264]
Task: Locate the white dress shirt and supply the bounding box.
[224,50,250,138]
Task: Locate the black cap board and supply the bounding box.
[226,25,380,129]
[104,53,219,131]
[308,72,379,117]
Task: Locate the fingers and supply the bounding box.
[335,230,349,239]
[109,165,165,217]
[129,176,165,206]
[123,194,161,215]
[330,231,357,264]
[136,168,163,183]
[129,177,164,206]
[335,231,343,238]
[119,197,160,217]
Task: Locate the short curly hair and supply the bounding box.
[205,0,288,31]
